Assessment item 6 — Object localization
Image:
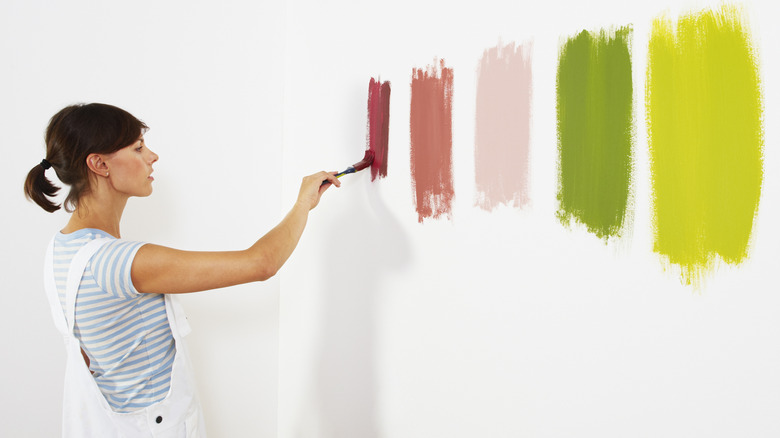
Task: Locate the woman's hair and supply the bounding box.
[24,103,148,213]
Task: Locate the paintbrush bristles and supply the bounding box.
[352,150,375,172]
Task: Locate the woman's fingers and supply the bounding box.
[319,171,341,189]
[299,171,340,210]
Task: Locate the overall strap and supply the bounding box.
[43,238,67,335]
[64,239,112,332]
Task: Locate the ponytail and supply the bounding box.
[24,160,61,213]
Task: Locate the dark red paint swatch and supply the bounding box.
[367,78,390,181]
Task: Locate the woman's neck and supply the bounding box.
[62,191,128,239]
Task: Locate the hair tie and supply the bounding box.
[40,159,52,170]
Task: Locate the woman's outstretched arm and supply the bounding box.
[131,171,340,294]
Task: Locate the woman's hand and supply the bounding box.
[297,171,340,210]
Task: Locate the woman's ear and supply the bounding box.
[86,153,110,177]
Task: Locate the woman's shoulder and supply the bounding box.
[55,228,146,259]
[54,228,114,253]
[56,227,110,240]
[63,231,147,298]
[55,228,147,244]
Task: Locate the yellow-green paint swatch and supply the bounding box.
[647,5,763,285]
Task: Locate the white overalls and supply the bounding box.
[44,238,207,437]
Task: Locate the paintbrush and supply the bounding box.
[323,150,375,185]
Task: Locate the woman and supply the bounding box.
[24,103,340,437]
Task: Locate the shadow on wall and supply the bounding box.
[313,180,411,437]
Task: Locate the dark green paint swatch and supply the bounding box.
[556,26,634,240]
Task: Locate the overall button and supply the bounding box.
[156,416,163,424]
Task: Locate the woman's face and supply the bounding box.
[105,136,158,197]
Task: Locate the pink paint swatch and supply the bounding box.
[475,41,533,211]
[367,78,390,181]
[410,59,454,223]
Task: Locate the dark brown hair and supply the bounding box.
[24,103,148,212]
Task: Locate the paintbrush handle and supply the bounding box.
[334,167,356,178]
[321,166,356,186]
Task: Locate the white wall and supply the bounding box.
[1,0,283,436]
[279,0,780,437]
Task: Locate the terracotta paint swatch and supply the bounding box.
[647,4,764,285]
[367,78,390,181]
[556,26,634,240]
[475,41,533,211]
[410,59,454,223]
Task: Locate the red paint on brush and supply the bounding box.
[352,150,374,172]
[367,78,390,181]
[410,59,454,222]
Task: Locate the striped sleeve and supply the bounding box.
[90,240,146,299]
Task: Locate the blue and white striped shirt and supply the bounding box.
[53,228,175,413]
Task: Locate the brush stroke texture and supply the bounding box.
[647,4,764,285]
[367,78,390,181]
[475,41,533,211]
[556,26,634,240]
[410,59,454,223]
